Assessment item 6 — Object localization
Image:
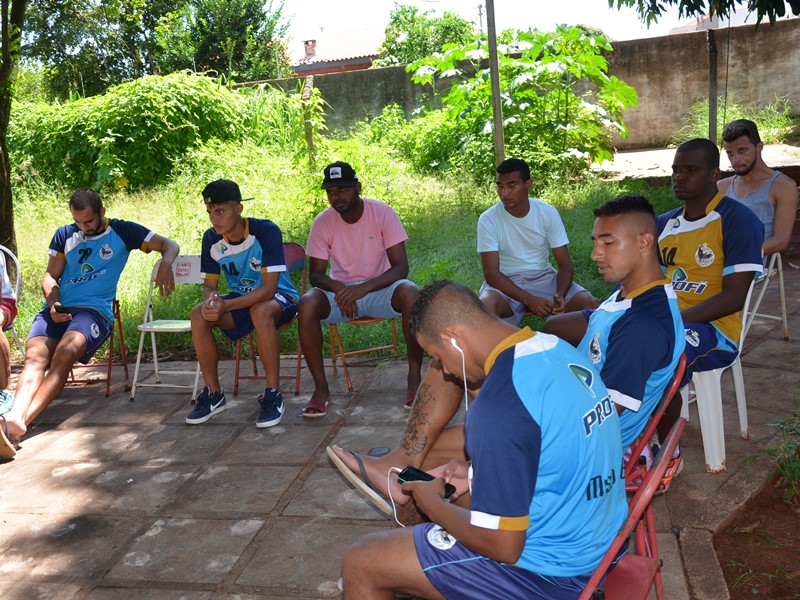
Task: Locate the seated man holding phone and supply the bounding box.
[2,188,178,444]
[341,281,626,599]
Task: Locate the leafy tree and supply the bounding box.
[374,2,476,66]
[610,0,800,27]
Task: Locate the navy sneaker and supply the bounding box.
[257,388,284,428]
[185,387,226,424]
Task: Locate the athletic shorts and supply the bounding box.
[219,292,299,341]
[28,306,112,364]
[319,279,414,324]
[479,269,587,325]
[1,297,17,329]
[413,523,623,600]
[681,322,738,387]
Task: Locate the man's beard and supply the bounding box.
[734,156,757,177]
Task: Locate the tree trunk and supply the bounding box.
[0,0,28,252]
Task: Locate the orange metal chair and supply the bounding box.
[233,242,306,396]
[579,417,688,600]
[68,298,129,397]
[328,317,399,391]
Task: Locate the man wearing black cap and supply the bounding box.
[186,179,298,427]
[298,162,422,417]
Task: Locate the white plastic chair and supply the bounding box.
[742,253,788,342]
[0,244,23,355]
[129,255,202,401]
[680,277,756,473]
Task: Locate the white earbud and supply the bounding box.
[450,338,462,352]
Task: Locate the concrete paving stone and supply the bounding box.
[20,425,144,462]
[283,466,390,520]
[169,465,301,517]
[326,424,408,460]
[1,514,143,578]
[87,465,198,515]
[359,359,410,392]
[118,424,242,464]
[107,517,263,584]
[656,531,691,600]
[86,392,185,425]
[0,460,103,512]
[84,589,212,599]
[679,527,731,600]
[223,595,323,600]
[218,421,332,466]
[0,582,82,599]
[162,395,266,427]
[235,518,385,592]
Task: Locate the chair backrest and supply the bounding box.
[625,353,687,480]
[0,244,21,300]
[283,242,307,297]
[170,255,204,285]
[580,417,688,600]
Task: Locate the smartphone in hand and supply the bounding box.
[397,466,456,500]
[54,305,70,314]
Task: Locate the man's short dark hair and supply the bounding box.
[69,188,103,214]
[410,280,491,342]
[676,138,720,170]
[593,195,656,219]
[722,119,761,146]
[496,158,531,182]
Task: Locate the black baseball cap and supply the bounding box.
[202,179,254,204]
[321,161,358,189]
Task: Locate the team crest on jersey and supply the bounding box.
[426,525,457,550]
[99,244,113,260]
[685,328,700,347]
[695,243,715,267]
[589,333,602,364]
[90,323,100,339]
[249,257,261,271]
[81,263,95,275]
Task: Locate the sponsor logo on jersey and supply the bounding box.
[81,263,95,275]
[240,278,256,287]
[670,267,708,295]
[99,244,113,260]
[685,328,700,347]
[586,467,619,500]
[582,395,614,437]
[695,243,715,267]
[569,363,597,398]
[67,268,107,284]
[426,525,457,550]
[589,333,602,364]
[672,218,681,229]
[249,257,261,271]
[219,242,228,254]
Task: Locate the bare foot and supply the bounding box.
[330,444,412,505]
[3,412,26,439]
[302,389,330,418]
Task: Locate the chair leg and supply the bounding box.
[328,324,339,373]
[191,362,201,400]
[150,331,161,384]
[777,256,788,341]
[130,330,147,402]
[332,325,353,391]
[731,357,749,440]
[104,325,115,397]
[390,318,399,358]
[692,369,727,473]
[294,340,303,395]
[234,339,242,396]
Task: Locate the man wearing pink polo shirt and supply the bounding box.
[298,162,422,417]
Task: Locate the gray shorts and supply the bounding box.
[320,279,415,324]
[479,268,587,324]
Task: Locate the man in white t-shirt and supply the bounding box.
[298,162,422,416]
[479,158,598,322]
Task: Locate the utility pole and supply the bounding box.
[485,0,504,165]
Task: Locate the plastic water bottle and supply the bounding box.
[208,292,218,308]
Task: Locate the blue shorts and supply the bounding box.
[413,523,618,600]
[28,306,112,364]
[219,292,298,341]
[320,279,414,324]
[681,322,738,387]
[479,269,587,325]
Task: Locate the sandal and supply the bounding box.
[0,415,17,460]
[302,399,329,418]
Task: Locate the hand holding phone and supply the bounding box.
[54,304,69,314]
[397,466,456,500]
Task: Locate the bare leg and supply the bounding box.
[564,290,600,312]
[0,313,11,390]
[190,303,235,394]
[330,359,466,503]
[542,312,590,348]
[298,289,332,414]
[250,300,283,390]
[479,289,514,319]
[342,526,445,600]
[392,282,423,397]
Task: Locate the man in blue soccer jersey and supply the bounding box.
[341,281,627,600]
[186,179,298,428]
[655,138,764,480]
[3,188,179,442]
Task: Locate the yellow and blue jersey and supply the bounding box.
[656,193,764,343]
[465,329,627,577]
[49,218,153,323]
[201,218,297,303]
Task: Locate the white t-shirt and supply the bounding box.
[477,198,569,274]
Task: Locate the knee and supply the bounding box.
[298,291,326,324]
[190,303,205,325]
[342,536,374,581]
[394,282,419,312]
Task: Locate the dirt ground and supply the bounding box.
[715,477,800,599]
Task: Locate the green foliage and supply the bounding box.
[609,0,800,27]
[400,27,638,188]
[754,405,800,508]
[374,2,477,67]
[9,72,245,189]
[670,96,796,147]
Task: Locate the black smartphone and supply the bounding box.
[54,305,69,314]
[397,466,456,500]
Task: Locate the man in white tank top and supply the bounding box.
[718,119,799,255]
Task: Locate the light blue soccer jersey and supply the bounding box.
[50,218,154,323]
[465,329,627,577]
[201,218,297,303]
[578,281,685,448]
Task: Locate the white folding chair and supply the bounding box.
[129,255,202,401]
[742,253,789,342]
[0,245,23,355]
[680,277,756,473]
